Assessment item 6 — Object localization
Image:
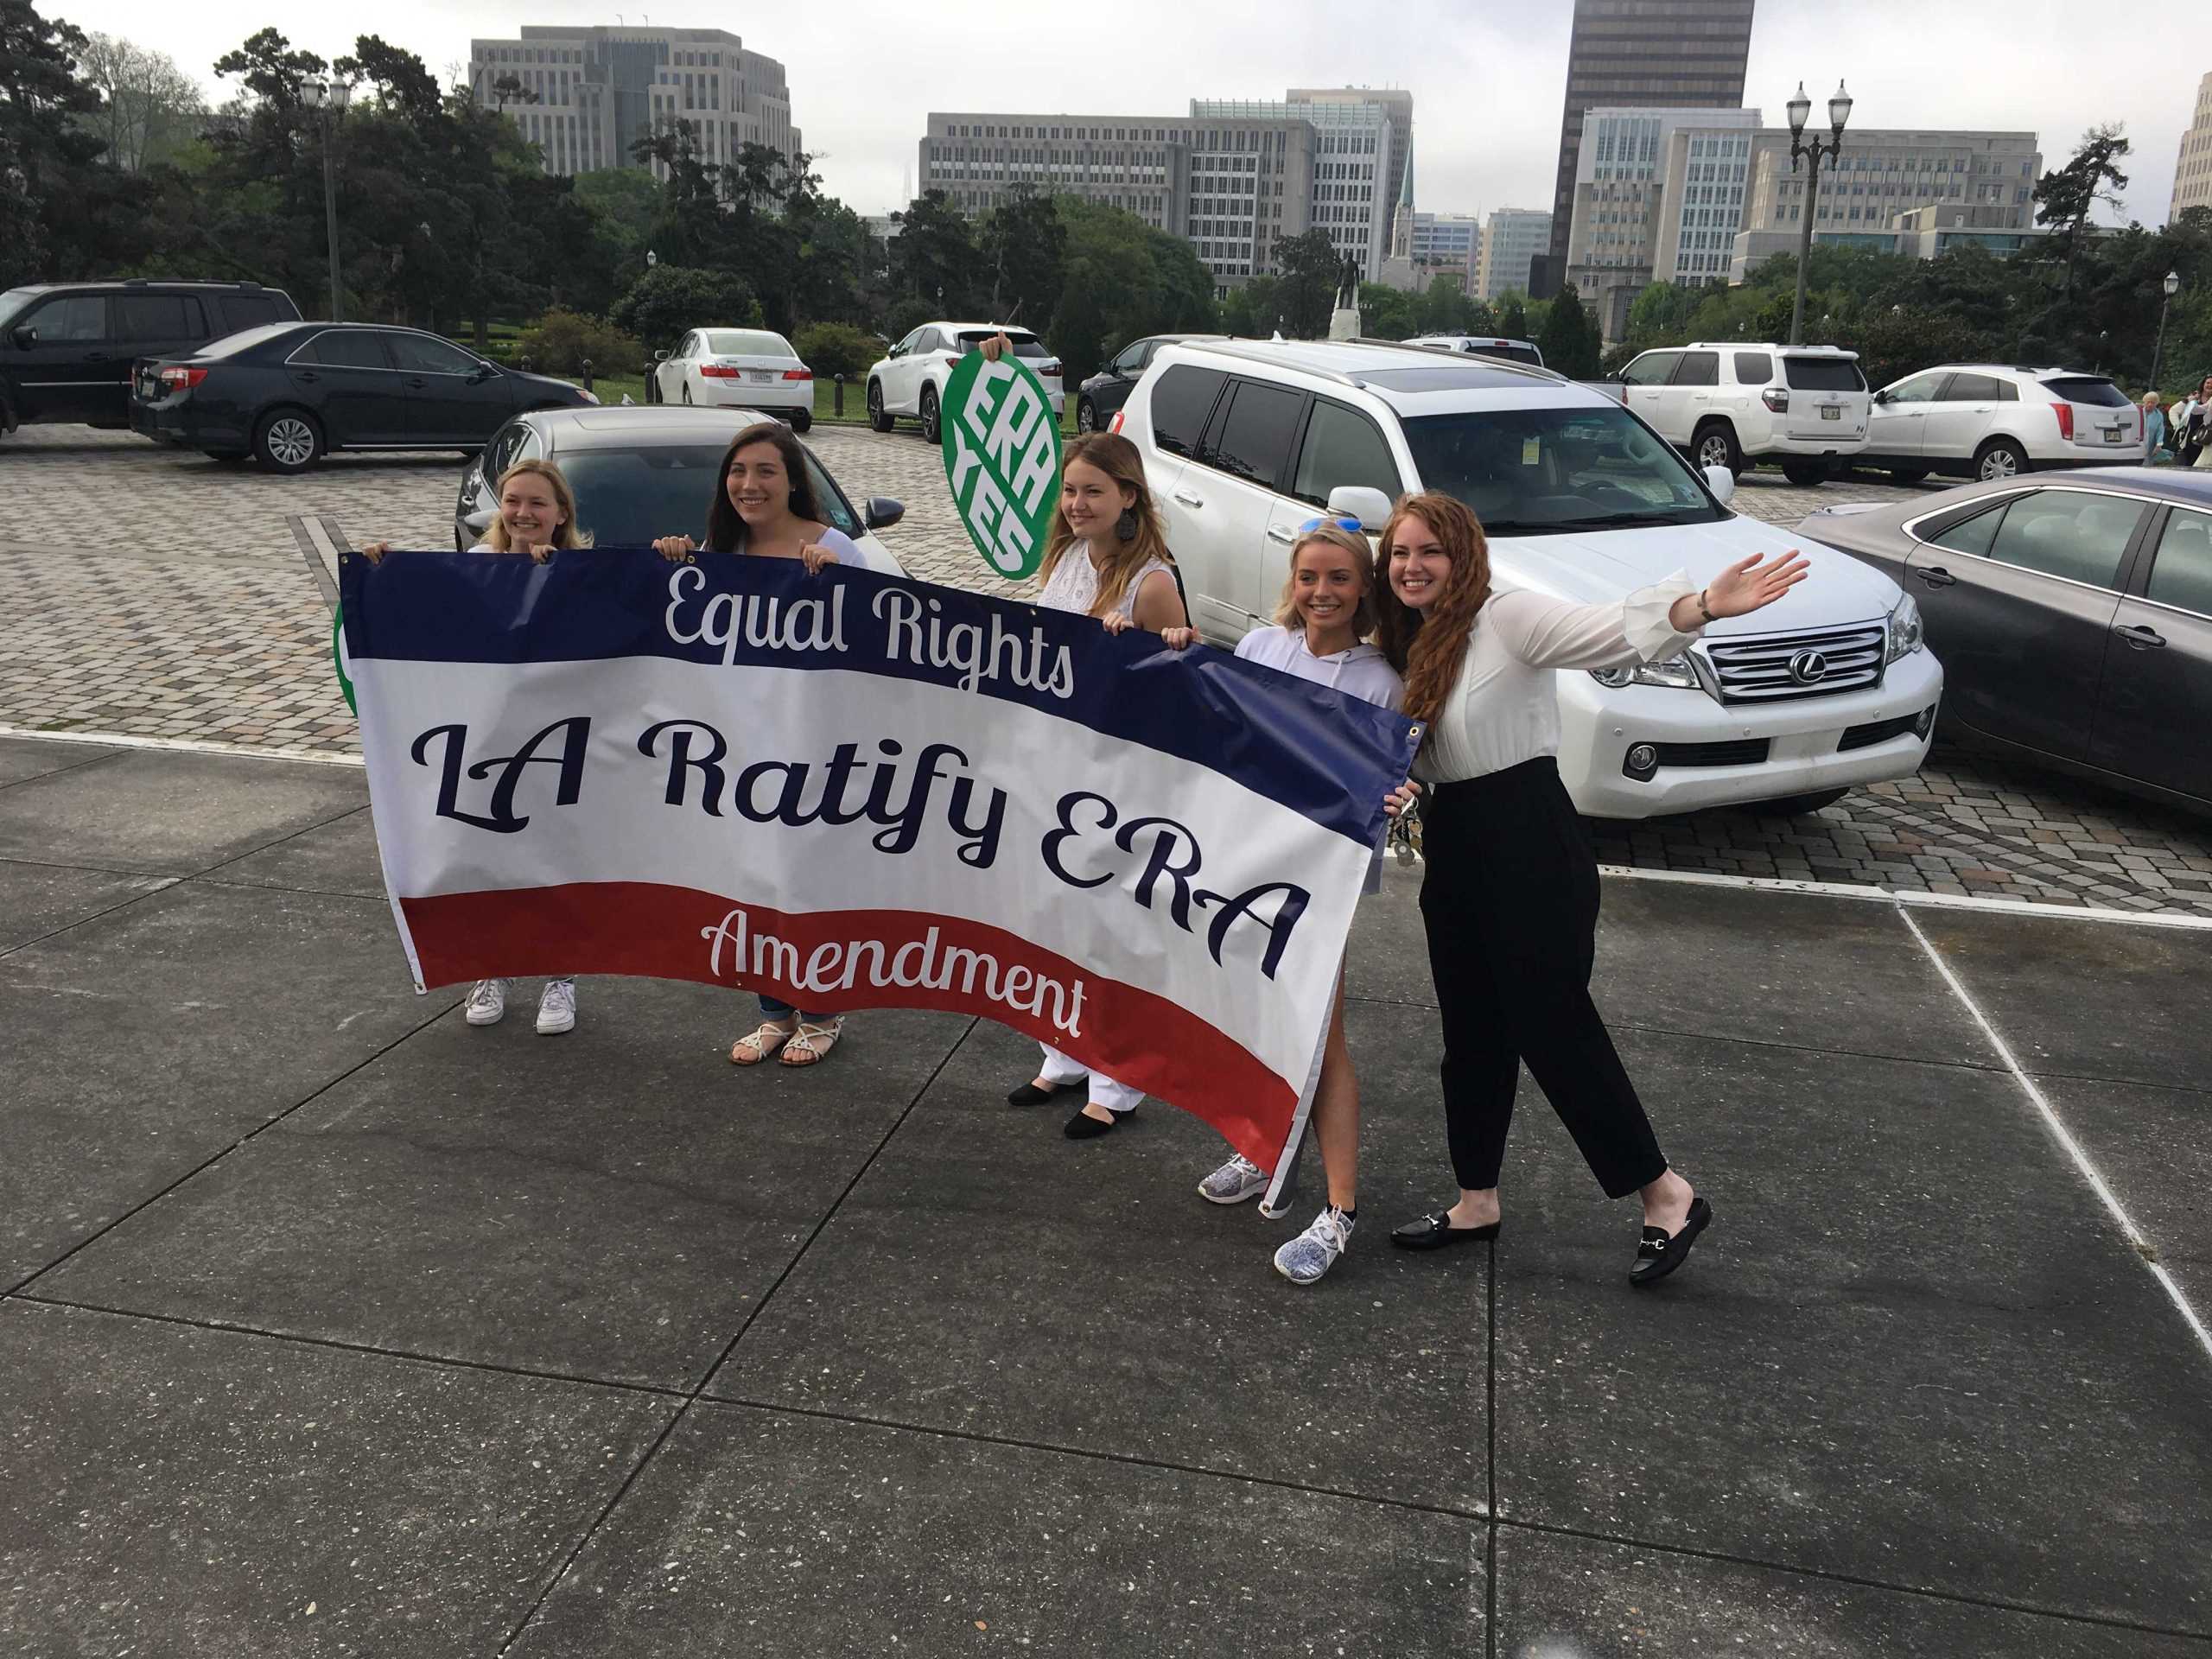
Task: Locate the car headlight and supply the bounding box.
[1885,592,1923,663]
[1591,656,1701,690]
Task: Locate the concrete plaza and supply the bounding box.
[3,734,2209,1655]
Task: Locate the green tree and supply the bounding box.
[793,321,878,379]
[2035,124,2131,301]
[883,295,937,341]
[1537,283,1601,377]
[513,308,642,376]
[1271,228,1342,337]
[1220,274,1281,336]
[1358,281,1419,340]
[0,0,114,284]
[978,183,1066,325]
[1414,273,1474,334]
[611,265,760,353]
[1494,291,1528,338]
[892,189,983,312]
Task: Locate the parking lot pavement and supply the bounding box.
[3,738,2209,1654]
[4,423,2209,912]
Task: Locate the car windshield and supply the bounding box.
[1402,405,1727,537]
[957,331,1051,358]
[2043,376,2132,408]
[195,323,300,359]
[556,440,860,545]
[705,330,793,358]
[0,287,39,328]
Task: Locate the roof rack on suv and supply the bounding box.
[1181,336,1562,390]
[1183,340,1370,388]
[1351,337,1562,382]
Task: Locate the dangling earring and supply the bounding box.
[1115,506,1138,543]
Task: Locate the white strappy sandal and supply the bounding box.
[730,1020,796,1066]
[777,1018,845,1067]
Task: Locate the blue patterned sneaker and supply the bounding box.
[1274,1206,1354,1285]
[1198,1153,1269,1205]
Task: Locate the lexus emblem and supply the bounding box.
[1788,649,1829,685]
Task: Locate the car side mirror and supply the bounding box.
[1325,485,1395,530]
[463,507,497,534]
[863,496,906,531]
[1872,388,1891,405]
[653,350,670,361]
[1702,464,1736,505]
[9,325,33,349]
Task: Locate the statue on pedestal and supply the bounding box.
[1327,251,1363,342]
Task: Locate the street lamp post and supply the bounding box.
[302,78,352,321]
[1784,79,1852,348]
[2151,270,2181,391]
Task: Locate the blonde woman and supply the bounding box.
[359,458,593,1034]
[1141,518,1414,1282]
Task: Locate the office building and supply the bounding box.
[468,26,798,181]
[1534,0,1756,296]
[1409,211,1481,286]
[2173,73,2212,219]
[1476,207,1553,300]
[1727,201,2076,283]
[1743,127,2040,238]
[1566,105,1760,337]
[918,88,1410,296]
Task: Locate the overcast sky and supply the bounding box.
[48,0,2211,227]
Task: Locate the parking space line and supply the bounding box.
[0,723,363,768]
[1898,906,2212,1372]
[1598,861,2212,932]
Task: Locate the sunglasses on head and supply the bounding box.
[1296,515,1364,535]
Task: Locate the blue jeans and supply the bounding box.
[760,995,839,1023]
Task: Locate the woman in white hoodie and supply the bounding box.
[1111,519,1412,1284]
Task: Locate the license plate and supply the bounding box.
[2105,428,2123,443]
[1821,404,1841,420]
[139,377,157,399]
[749,371,775,384]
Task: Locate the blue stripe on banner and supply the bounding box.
[340,549,1419,847]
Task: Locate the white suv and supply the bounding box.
[1861,365,2140,483]
[1614,342,1870,485]
[865,321,1063,442]
[1118,339,1942,819]
[1406,335,1546,370]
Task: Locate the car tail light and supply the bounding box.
[1761,387,1788,413]
[2054,403,2074,440]
[944,353,963,366]
[782,368,812,381]
[1039,361,1062,378]
[699,363,742,378]
[1109,410,1125,434]
[157,365,208,391]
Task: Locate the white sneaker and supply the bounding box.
[465,979,509,1026]
[1198,1153,1269,1205]
[1274,1207,1354,1285]
[536,978,577,1034]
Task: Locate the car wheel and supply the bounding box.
[1887,467,1929,484]
[1693,420,1741,478]
[868,380,893,434]
[1781,459,1831,486]
[1974,438,2027,481]
[681,383,692,406]
[254,409,322,474]
[1759,787,1850,817]
[1077,397,1098,433]
[791,408,812,434]
[920,385,942,445]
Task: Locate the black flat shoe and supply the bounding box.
[1630,1195,1711,1287]
[1389,1210,1502,1251]
[1063,1106,1129,1139]
[1007,1079,1077,1107]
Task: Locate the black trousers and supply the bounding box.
[1418,757,1667,1199]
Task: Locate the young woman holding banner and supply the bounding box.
[653,423,859,1069]
[1134,519,1414,1283]
[1371,492,1805,1286]
[359,458,592,1037]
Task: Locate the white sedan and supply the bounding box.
[652,328,815,430]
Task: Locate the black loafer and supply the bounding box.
[1630,1195,1711,1287]
[1007,1079,1077,1108]
[1389,1210,1502,1250]
[1063,1106,1130,1139]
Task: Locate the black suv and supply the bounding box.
[0,280,301,435]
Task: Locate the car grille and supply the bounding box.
[1837,712,1923,752]
[1653,738,1771,767]
[1700,621,1885,704]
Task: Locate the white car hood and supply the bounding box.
[1487,512,1901,633]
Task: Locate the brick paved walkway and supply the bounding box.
[4,423,2208,914]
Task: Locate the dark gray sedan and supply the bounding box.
[1802,470,2212,811]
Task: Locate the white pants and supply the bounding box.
[1037,1043,1143,1115]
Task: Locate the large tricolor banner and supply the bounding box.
[340,549,1419,1179]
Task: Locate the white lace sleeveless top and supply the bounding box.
[1036,540,1176,620]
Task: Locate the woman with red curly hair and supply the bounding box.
[1372,492,1805,1286]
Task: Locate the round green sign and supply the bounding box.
[939,349,1063,581]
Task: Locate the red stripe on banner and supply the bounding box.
[400,883,1297,1171]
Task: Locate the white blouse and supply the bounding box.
[1414,575,1704,785]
